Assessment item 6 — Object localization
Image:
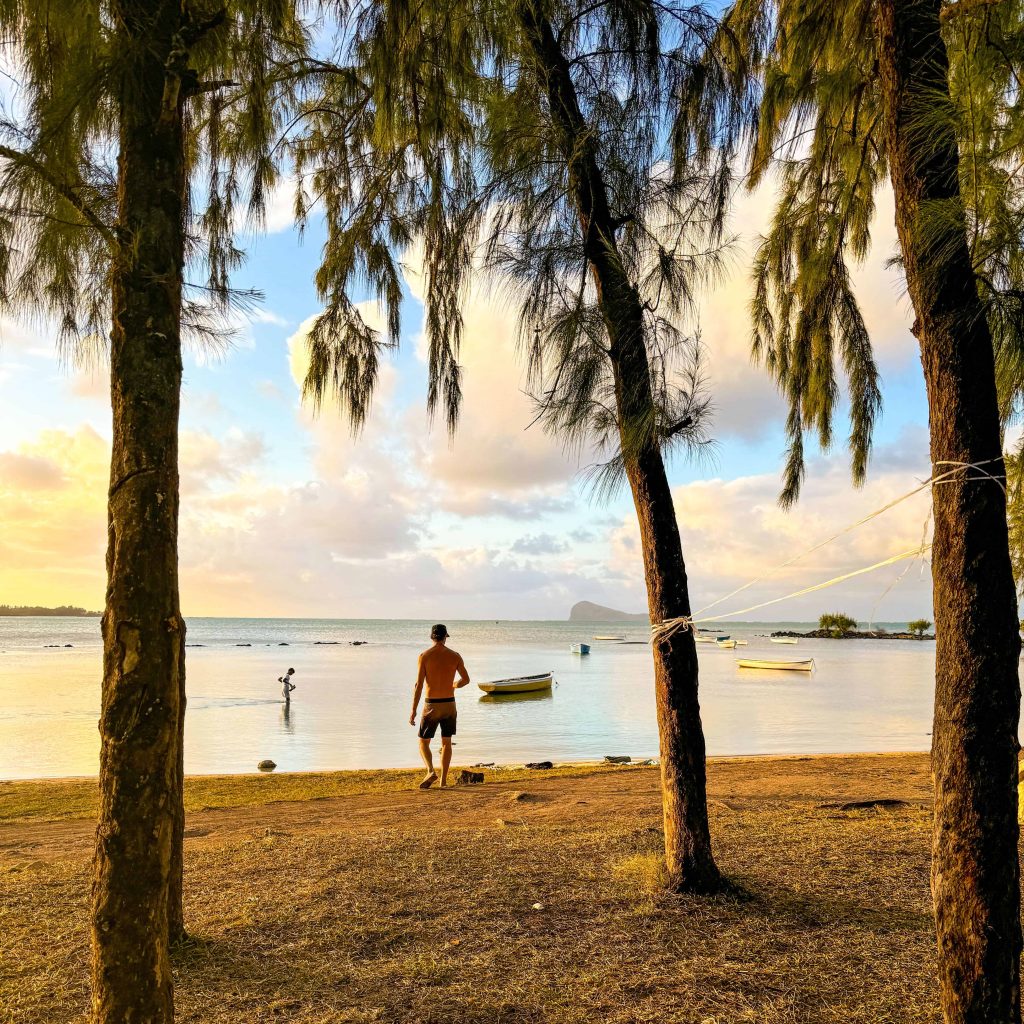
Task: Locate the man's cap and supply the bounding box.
[430,623,450,640]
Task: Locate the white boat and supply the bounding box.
[478,672,554,694]
[737,658,815,672]
[771,637,799,645]
[735,639,748,646]
[716,639,737,649]
[593,635,625,641]
[571,643,590,655]
[696,634,730,644]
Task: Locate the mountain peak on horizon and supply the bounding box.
[569,600,649,622]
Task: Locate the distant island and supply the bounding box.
[569,600,649,623]
[0,605,101,617]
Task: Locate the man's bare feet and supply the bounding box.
[419,771,438,790]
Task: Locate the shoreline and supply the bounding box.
[0,750,933,828]
[0,748,932,788]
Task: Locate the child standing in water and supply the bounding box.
[279,667,296,702]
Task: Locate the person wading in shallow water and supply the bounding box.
[410,624,470,788]
[279,667,296,703]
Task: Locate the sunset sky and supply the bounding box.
[0,180,941,621]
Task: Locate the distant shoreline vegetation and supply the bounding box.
[0,605,101,617]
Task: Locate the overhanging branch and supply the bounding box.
[0,145,116,250]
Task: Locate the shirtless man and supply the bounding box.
[409,624,470,788]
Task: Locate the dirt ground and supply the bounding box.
[1,753,944,1023]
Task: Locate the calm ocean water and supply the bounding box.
[0,616,938,779]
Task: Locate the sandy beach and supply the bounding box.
[2,752,949,1023]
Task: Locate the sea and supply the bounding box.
[0,617,938,780]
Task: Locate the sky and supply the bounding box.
[0,177,941,623]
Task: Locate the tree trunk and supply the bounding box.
[91,2,188,1020]
[519,2,721,892]
[875,2,1022,1021]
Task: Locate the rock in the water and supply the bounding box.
[257,759,277,772]
[604,755,631,764]
[278,642,289,646]
[456,770,484,785]
[525,761,553,770]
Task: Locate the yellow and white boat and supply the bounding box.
[737,658,815,672]
[478,671,554,694]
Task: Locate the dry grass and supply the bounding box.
[0,763,634,824]
[0,759,945,1024]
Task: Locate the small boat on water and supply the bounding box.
[734,639,748,646]
[695,634,730,644]
[478,672,554,694]
[771,637,799,645]
[737,658,815,672]
[593,635,625,641]
[716,639,737,649]
[571,642,590,655]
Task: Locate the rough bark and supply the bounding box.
[875,2,1022,1021]
[519,3,721,892]
[90,2,189,1020]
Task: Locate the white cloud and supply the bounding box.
[693,180,917,444]
[606,441,935,622]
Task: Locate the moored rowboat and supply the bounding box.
[593,635,625,641]
[571,643,590,655]
[478,672,554,694]
[716,639,737,649]
[736,658,815,672]
[771,637,799,645]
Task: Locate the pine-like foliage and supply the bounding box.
[676,0,1024,506]
[293,0,728,482]
[0,0,309,358]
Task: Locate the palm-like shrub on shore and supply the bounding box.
[0,3,307,1018]
[678,0,1024,1017]
[818,612,857,637]
[292,0,735,893]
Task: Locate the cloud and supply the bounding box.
[0,315,55,354]
[692,180,917,443]
[605,440,935,622]
[510,532,569,555]
[0,427,109,608]
[400,254,586,516]
[179,428,268,492]
[0,451,66,490]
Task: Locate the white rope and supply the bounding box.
[652,457,1004,645]
[692,457,1005,620]
[652,545,931,645]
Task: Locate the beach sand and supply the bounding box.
[2,753,945,1022]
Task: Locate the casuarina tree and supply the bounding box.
[0,2,306,1018]
[293,0,733,891]
[679,0,1023,1018]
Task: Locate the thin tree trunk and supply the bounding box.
[91,2,188,1019]
[519,2,721,893]
[875,2,1022,1021]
